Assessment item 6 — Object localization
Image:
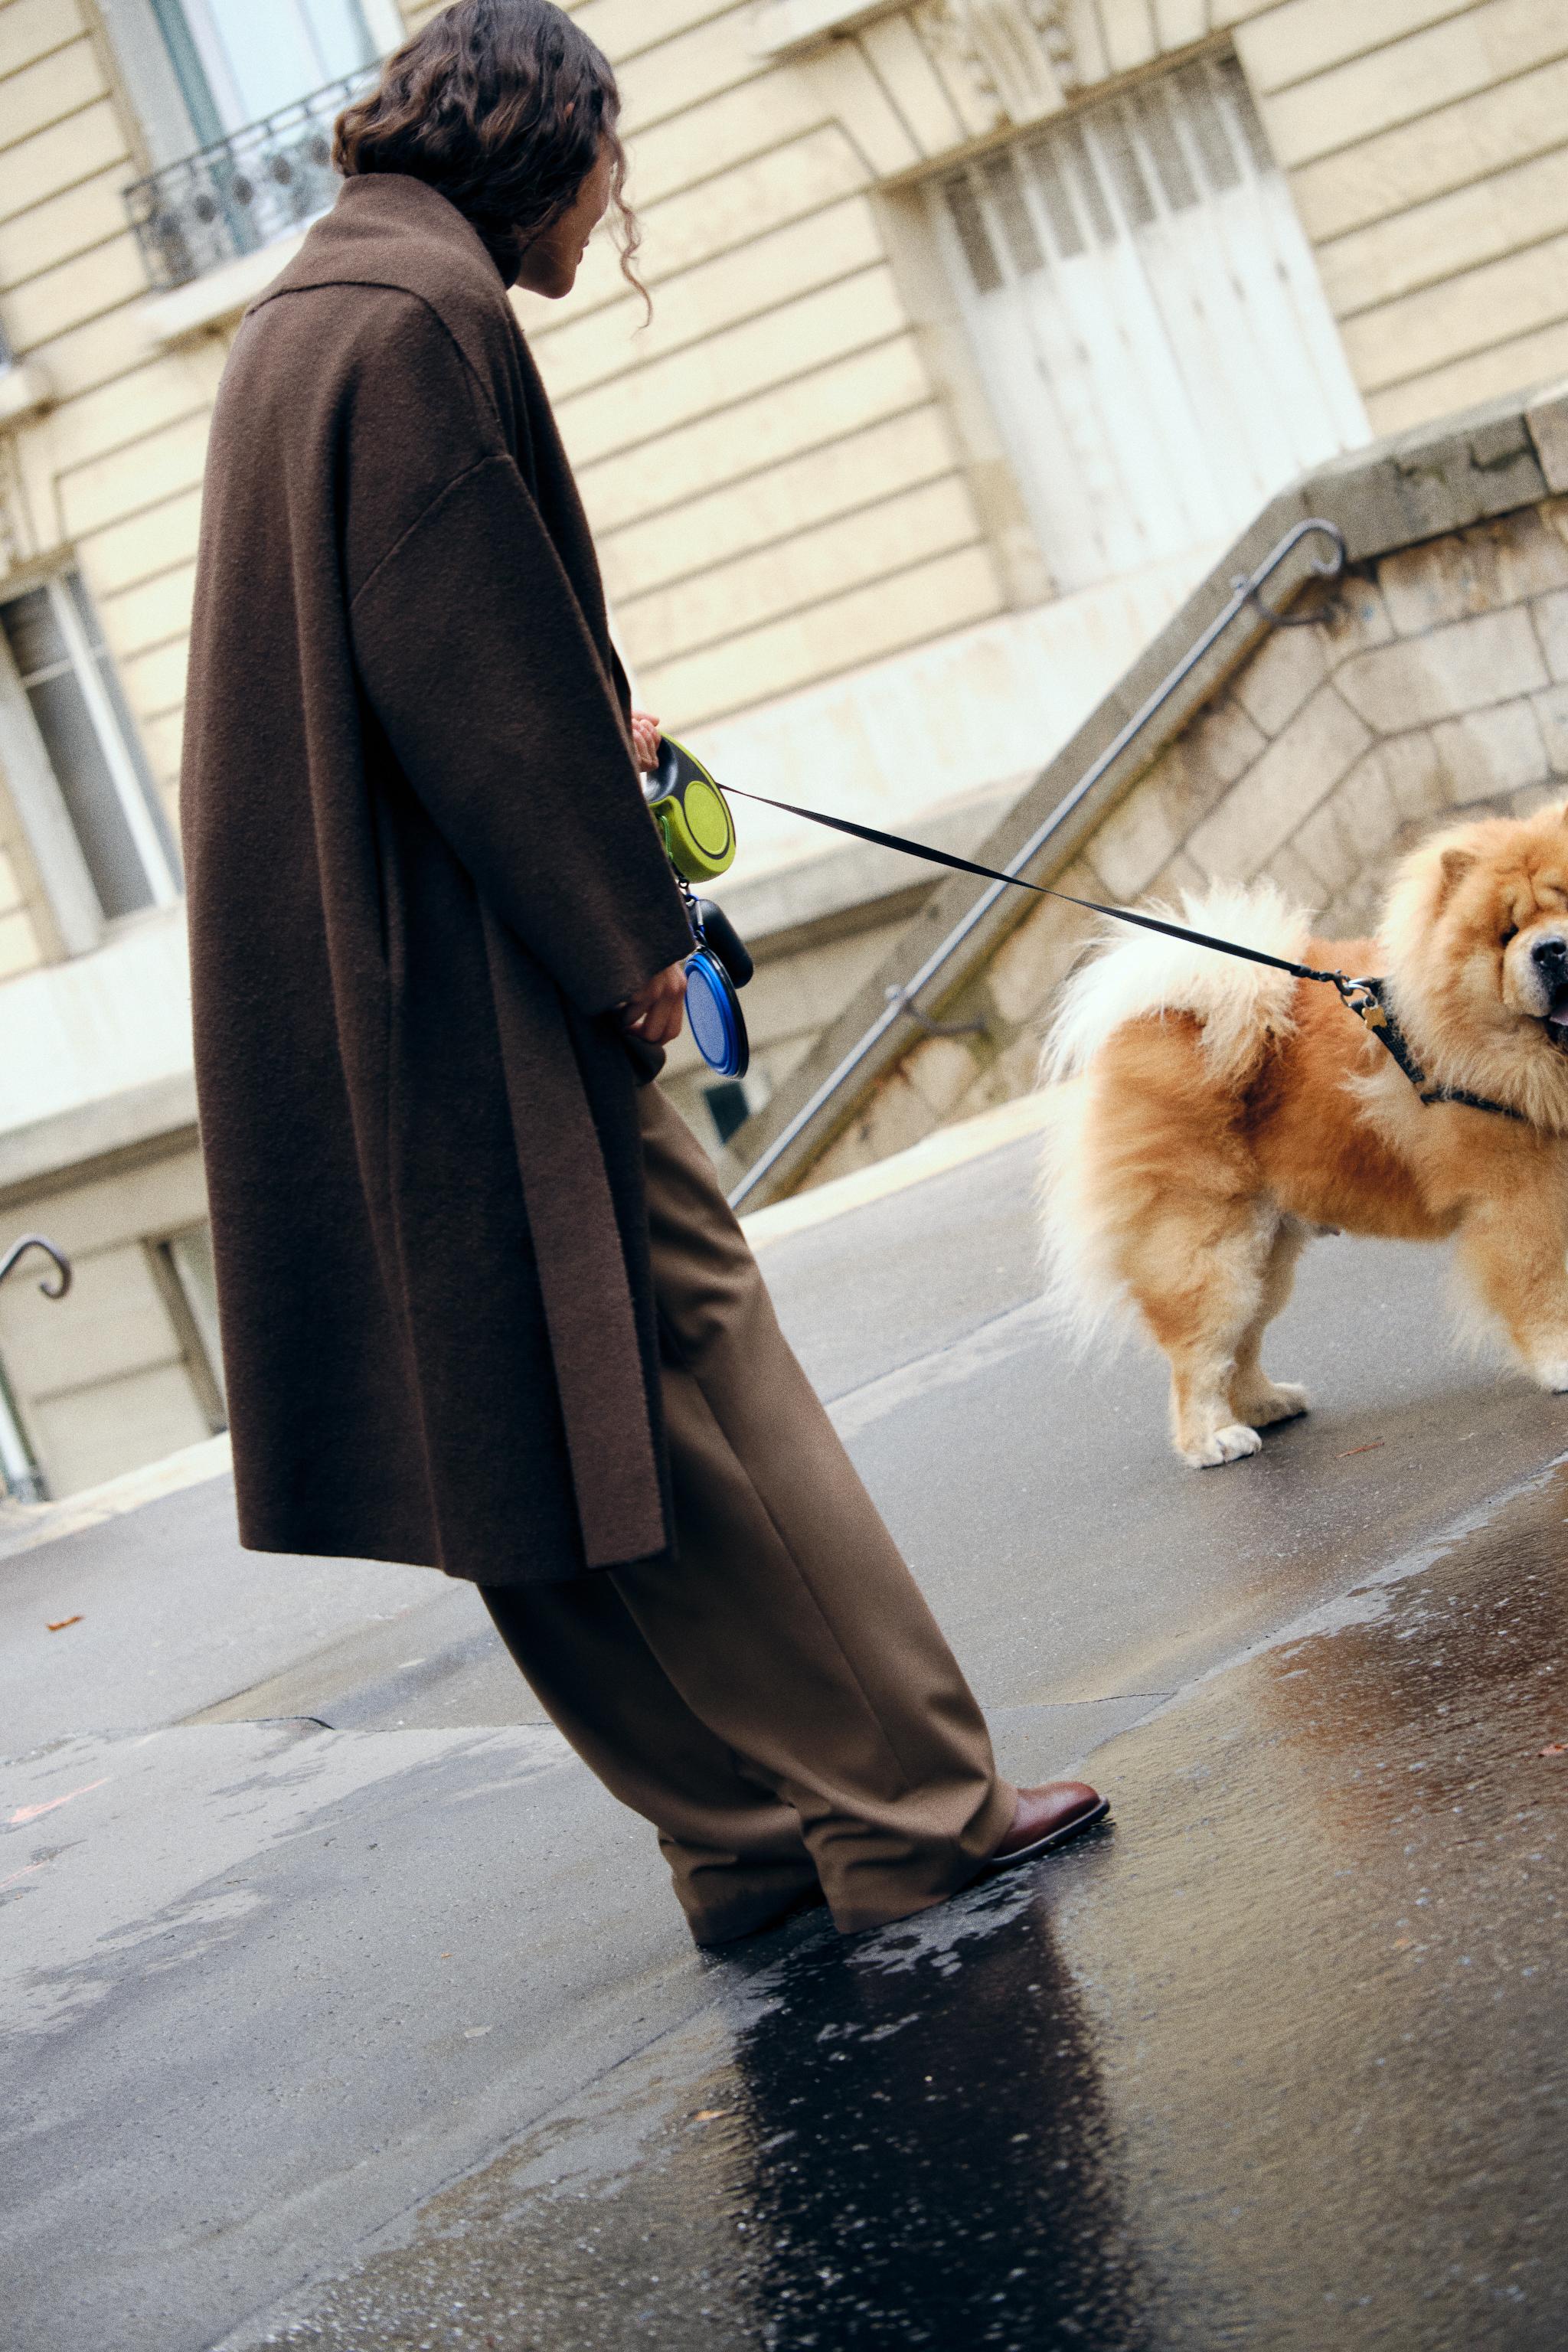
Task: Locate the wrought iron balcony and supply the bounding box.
[124,68,377,293]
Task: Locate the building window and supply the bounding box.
[149,1225,228,1435]
[115,0,404,289]
[930,51,1367,595]
[159,0,394,136]
[0,575,180,925]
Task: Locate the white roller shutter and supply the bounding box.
[931,54,1367,594]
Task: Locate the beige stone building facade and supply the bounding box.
[0,0,1565,1495]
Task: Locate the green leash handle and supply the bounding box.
[644,737,737,884]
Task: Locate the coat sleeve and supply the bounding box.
[348,449,693,1018]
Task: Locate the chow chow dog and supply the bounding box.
[1038,803,1568,1465]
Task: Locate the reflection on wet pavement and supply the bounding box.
[721,1875,1148,2349]
[243,1864,1146,2351]
[247,1463,1568,2352]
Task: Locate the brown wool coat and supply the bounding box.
[182,174,696,1585]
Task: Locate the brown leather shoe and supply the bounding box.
[980,1780,1109,1873]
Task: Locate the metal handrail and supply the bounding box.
[0,1236,71,1300]
[0,1238,67,1504]
[727,518,1348,1210]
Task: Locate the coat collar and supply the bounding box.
[253,174,514,387]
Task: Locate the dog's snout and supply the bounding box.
[1530,933,1568,977]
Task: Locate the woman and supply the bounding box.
[181,0,1106,1945]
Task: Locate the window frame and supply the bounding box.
[0,570,181,949]
[164,0,398,138]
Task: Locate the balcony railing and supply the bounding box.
[125,68,377,293]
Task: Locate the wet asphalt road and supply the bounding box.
[3,1117,1566,2350]
[229,1460,1567,2352]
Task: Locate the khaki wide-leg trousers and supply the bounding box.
[482,1082,1015,1943]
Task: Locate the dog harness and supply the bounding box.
[1331,977,1526,1122]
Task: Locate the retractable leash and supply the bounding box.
[645,737,753,1080]
[723,784,1524,1122]
[646,733,1521,1122]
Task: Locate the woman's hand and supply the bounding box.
[623,717,684,1042]
[630,710,662,773]
[621,958,688,1047]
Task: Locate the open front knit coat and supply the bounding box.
[182,172,695,1584]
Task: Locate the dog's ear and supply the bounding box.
[1436,845,1475,903]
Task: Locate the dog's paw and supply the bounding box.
[1181,1423,1264,1468]
[1534,1358,1568,1394]
[1234,1381,1310,1429]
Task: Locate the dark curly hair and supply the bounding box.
[333,0,645,305]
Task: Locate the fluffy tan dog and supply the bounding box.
[1039,804,1568,1466]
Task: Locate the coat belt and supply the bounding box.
[482,909,668,1568]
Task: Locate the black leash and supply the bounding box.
[725,787,1524,1123]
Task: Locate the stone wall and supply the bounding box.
[737,377,1568,1197]
[1068,506,1568,948]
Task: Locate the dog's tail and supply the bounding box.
[1037,1072,1130,1349]
[1037,879,1314,1349]
[1040,877,1313,1090]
